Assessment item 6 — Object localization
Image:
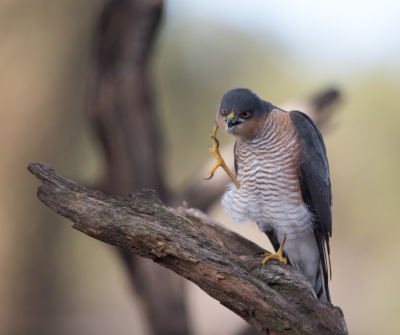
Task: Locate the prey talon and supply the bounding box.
[207,126,240,189]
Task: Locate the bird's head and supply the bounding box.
[216,88,270,140]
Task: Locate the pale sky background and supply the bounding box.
[166,0,400,77]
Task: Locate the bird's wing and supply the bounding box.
[233,141,238,175]
[289,110,332,289]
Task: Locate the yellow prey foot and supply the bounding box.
[260,235,287,268]
[205,126,240,189]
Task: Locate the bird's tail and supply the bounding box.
[315,260,331,302]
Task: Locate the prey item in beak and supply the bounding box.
[227,113,241,132]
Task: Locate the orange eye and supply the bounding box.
[241,111,250,118]
[221,109,226,115]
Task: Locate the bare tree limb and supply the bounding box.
[28,163,348,335]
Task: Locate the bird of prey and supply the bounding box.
[207,88,332,302]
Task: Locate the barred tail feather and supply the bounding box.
[315,261,331,302]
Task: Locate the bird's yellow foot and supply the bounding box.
[260,251,287,266]
[260,235,287,268]
[205,126,240,189]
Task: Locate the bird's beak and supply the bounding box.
[227,113,240,132]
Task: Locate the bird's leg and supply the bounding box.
[206,126,240,189]
[260,235,287,267]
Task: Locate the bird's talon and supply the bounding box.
[203,173,214,180]
[259,235,287,267]
[260,252,287,268]
[247,251,265,265]
[206,126,240,189]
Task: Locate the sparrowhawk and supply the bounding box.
[208,88,332,302]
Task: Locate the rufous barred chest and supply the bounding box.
[219,108,314,238]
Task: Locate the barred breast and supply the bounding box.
[222,109,313,237]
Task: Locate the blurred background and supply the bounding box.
[1,0,400,334]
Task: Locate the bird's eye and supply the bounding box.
[241,111,250,118]
[221,109,226,115]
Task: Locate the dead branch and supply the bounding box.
[28,163,348,335]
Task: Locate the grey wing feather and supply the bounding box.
[234,141,238,175]
[289,111,332,234]
[289,110,332,299]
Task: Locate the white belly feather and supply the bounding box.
[222,170,313,238]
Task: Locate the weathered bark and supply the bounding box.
[28,162,348,335]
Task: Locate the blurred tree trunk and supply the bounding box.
[0,2,106,334]
[87,1,192,334]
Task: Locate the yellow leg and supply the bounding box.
[207,126,240,189]
[261,235,287,267]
